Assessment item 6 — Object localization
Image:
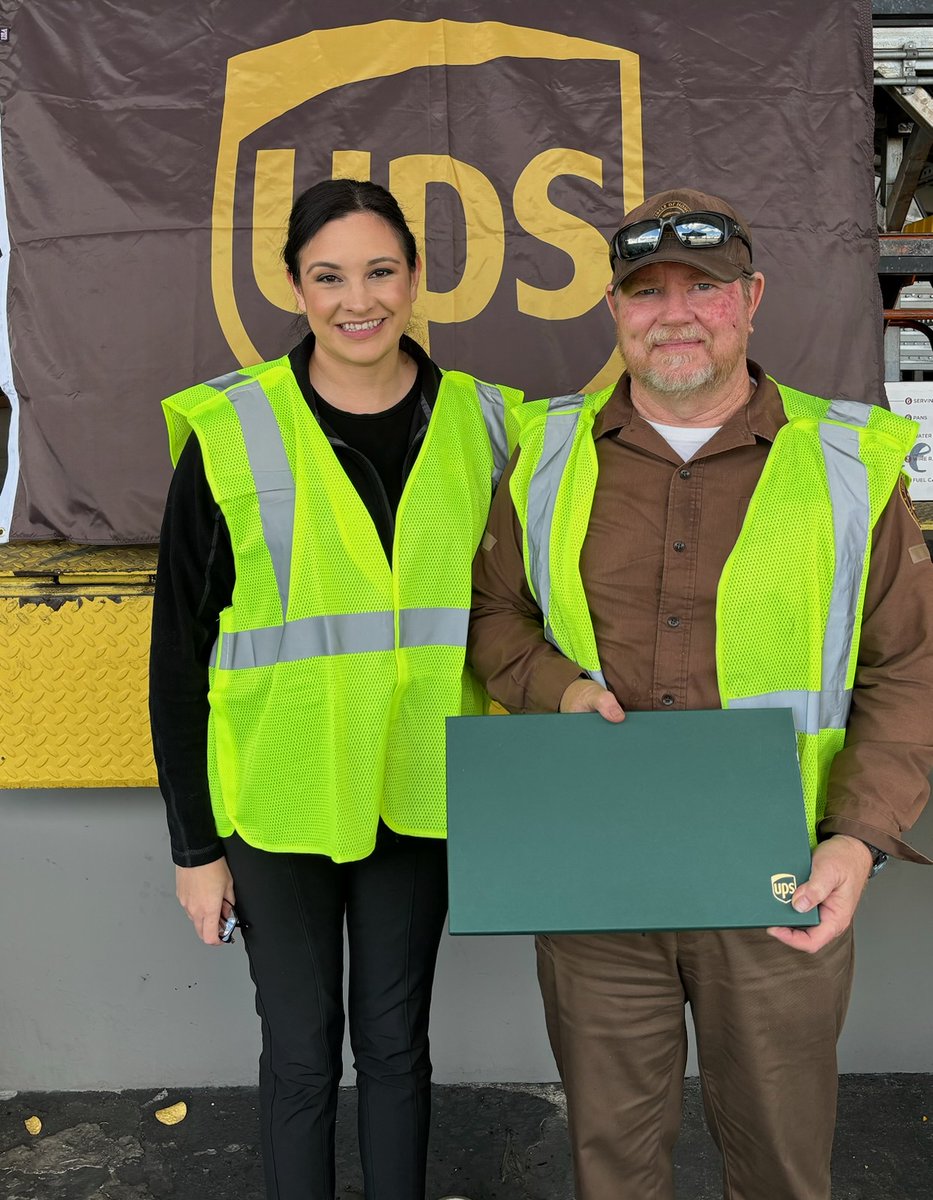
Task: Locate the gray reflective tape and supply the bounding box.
[546,393,588,412]
[201,369,297,622]
[526,395,585,624]
[227,380,296,622]
[399,606,469,648]
[474,381,511,487]
[817,688,853,730]
[825,398,870,427]
[219,611,395,670]
[728,688,851,734]
[215,606,470,669]
[525,393,601,678]
[819,421,869,709]
[205,371,252,392]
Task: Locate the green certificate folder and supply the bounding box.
[446,708,820,934]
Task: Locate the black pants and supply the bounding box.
[224,823,449,1200]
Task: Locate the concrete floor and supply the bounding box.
[1,1076,930,1199]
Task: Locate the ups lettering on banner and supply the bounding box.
[255,147,606,325]
[212,19,645,394]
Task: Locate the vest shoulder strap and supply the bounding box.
[440,371,525,481]
[773,378,917,454]
[162,358,292,466]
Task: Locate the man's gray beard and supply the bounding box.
[638,361,717,395]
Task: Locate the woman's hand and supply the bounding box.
[175,858,236,945]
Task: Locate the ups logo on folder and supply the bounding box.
[771,874,798,904]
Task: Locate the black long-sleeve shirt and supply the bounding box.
[149,333,442,866]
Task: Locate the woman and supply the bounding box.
[149,179,520,1200]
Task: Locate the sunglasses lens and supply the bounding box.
[613,211,744,267]
[673,215,727,248]
[618,220,662,258]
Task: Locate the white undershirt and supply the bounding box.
[645,419,721,463]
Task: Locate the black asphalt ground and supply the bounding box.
[1,1076,930,1199]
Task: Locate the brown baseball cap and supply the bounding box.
[609,187,754,289]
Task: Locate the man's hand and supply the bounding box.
[176,858,236,946]
[767,834,873,954]
[559,678,625,723]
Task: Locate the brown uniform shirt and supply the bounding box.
[468,365,933,862]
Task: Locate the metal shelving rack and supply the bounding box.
[874,3,933,533]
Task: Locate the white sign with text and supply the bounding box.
[884,383,933,500]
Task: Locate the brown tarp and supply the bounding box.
[0,1,879,543]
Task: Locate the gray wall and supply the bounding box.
[1,787,931,1091]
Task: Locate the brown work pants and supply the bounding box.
[536,927,854,1200]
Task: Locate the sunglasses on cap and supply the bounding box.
[609,211,752,265]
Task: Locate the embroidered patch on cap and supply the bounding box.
[654,200,691,218]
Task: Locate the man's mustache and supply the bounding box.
[645,326,709,349]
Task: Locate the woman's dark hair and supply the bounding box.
[282,179,418,279]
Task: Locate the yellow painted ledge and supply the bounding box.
[0,543,157,788]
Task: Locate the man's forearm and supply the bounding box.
[821,486,933,861]
[468,603,586,712]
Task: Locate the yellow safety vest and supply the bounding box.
[509,379,916,843]
[163,357,522,861]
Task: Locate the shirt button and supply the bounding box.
[673,541,686,552]
[667,616,681,628]
[679,468,691,479]
[661,693,675,706]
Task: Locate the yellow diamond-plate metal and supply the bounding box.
[1,589,157,788]
[0,541,158,582]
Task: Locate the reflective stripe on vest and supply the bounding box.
[213,606,470,670]
[204,373,472,671]
[726,393,871,734]
[474,380,513,487]
[523,393,607,688]
[205,372,295,624]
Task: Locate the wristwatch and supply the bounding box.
[863,842,889,878]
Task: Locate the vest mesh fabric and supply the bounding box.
[547,389,614,670]
[717,384,915,840]
[716,407,838,840]
[510,387,613,671]
[717,415,835,705]
[798,728,846,841]
[163,363,505,861]
[382,373,497,837]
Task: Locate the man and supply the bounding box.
[468,188,933,1200]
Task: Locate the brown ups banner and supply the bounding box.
[0,1,877,543]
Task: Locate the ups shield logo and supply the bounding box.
[771,874,798,904]
[211,20,644,396]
